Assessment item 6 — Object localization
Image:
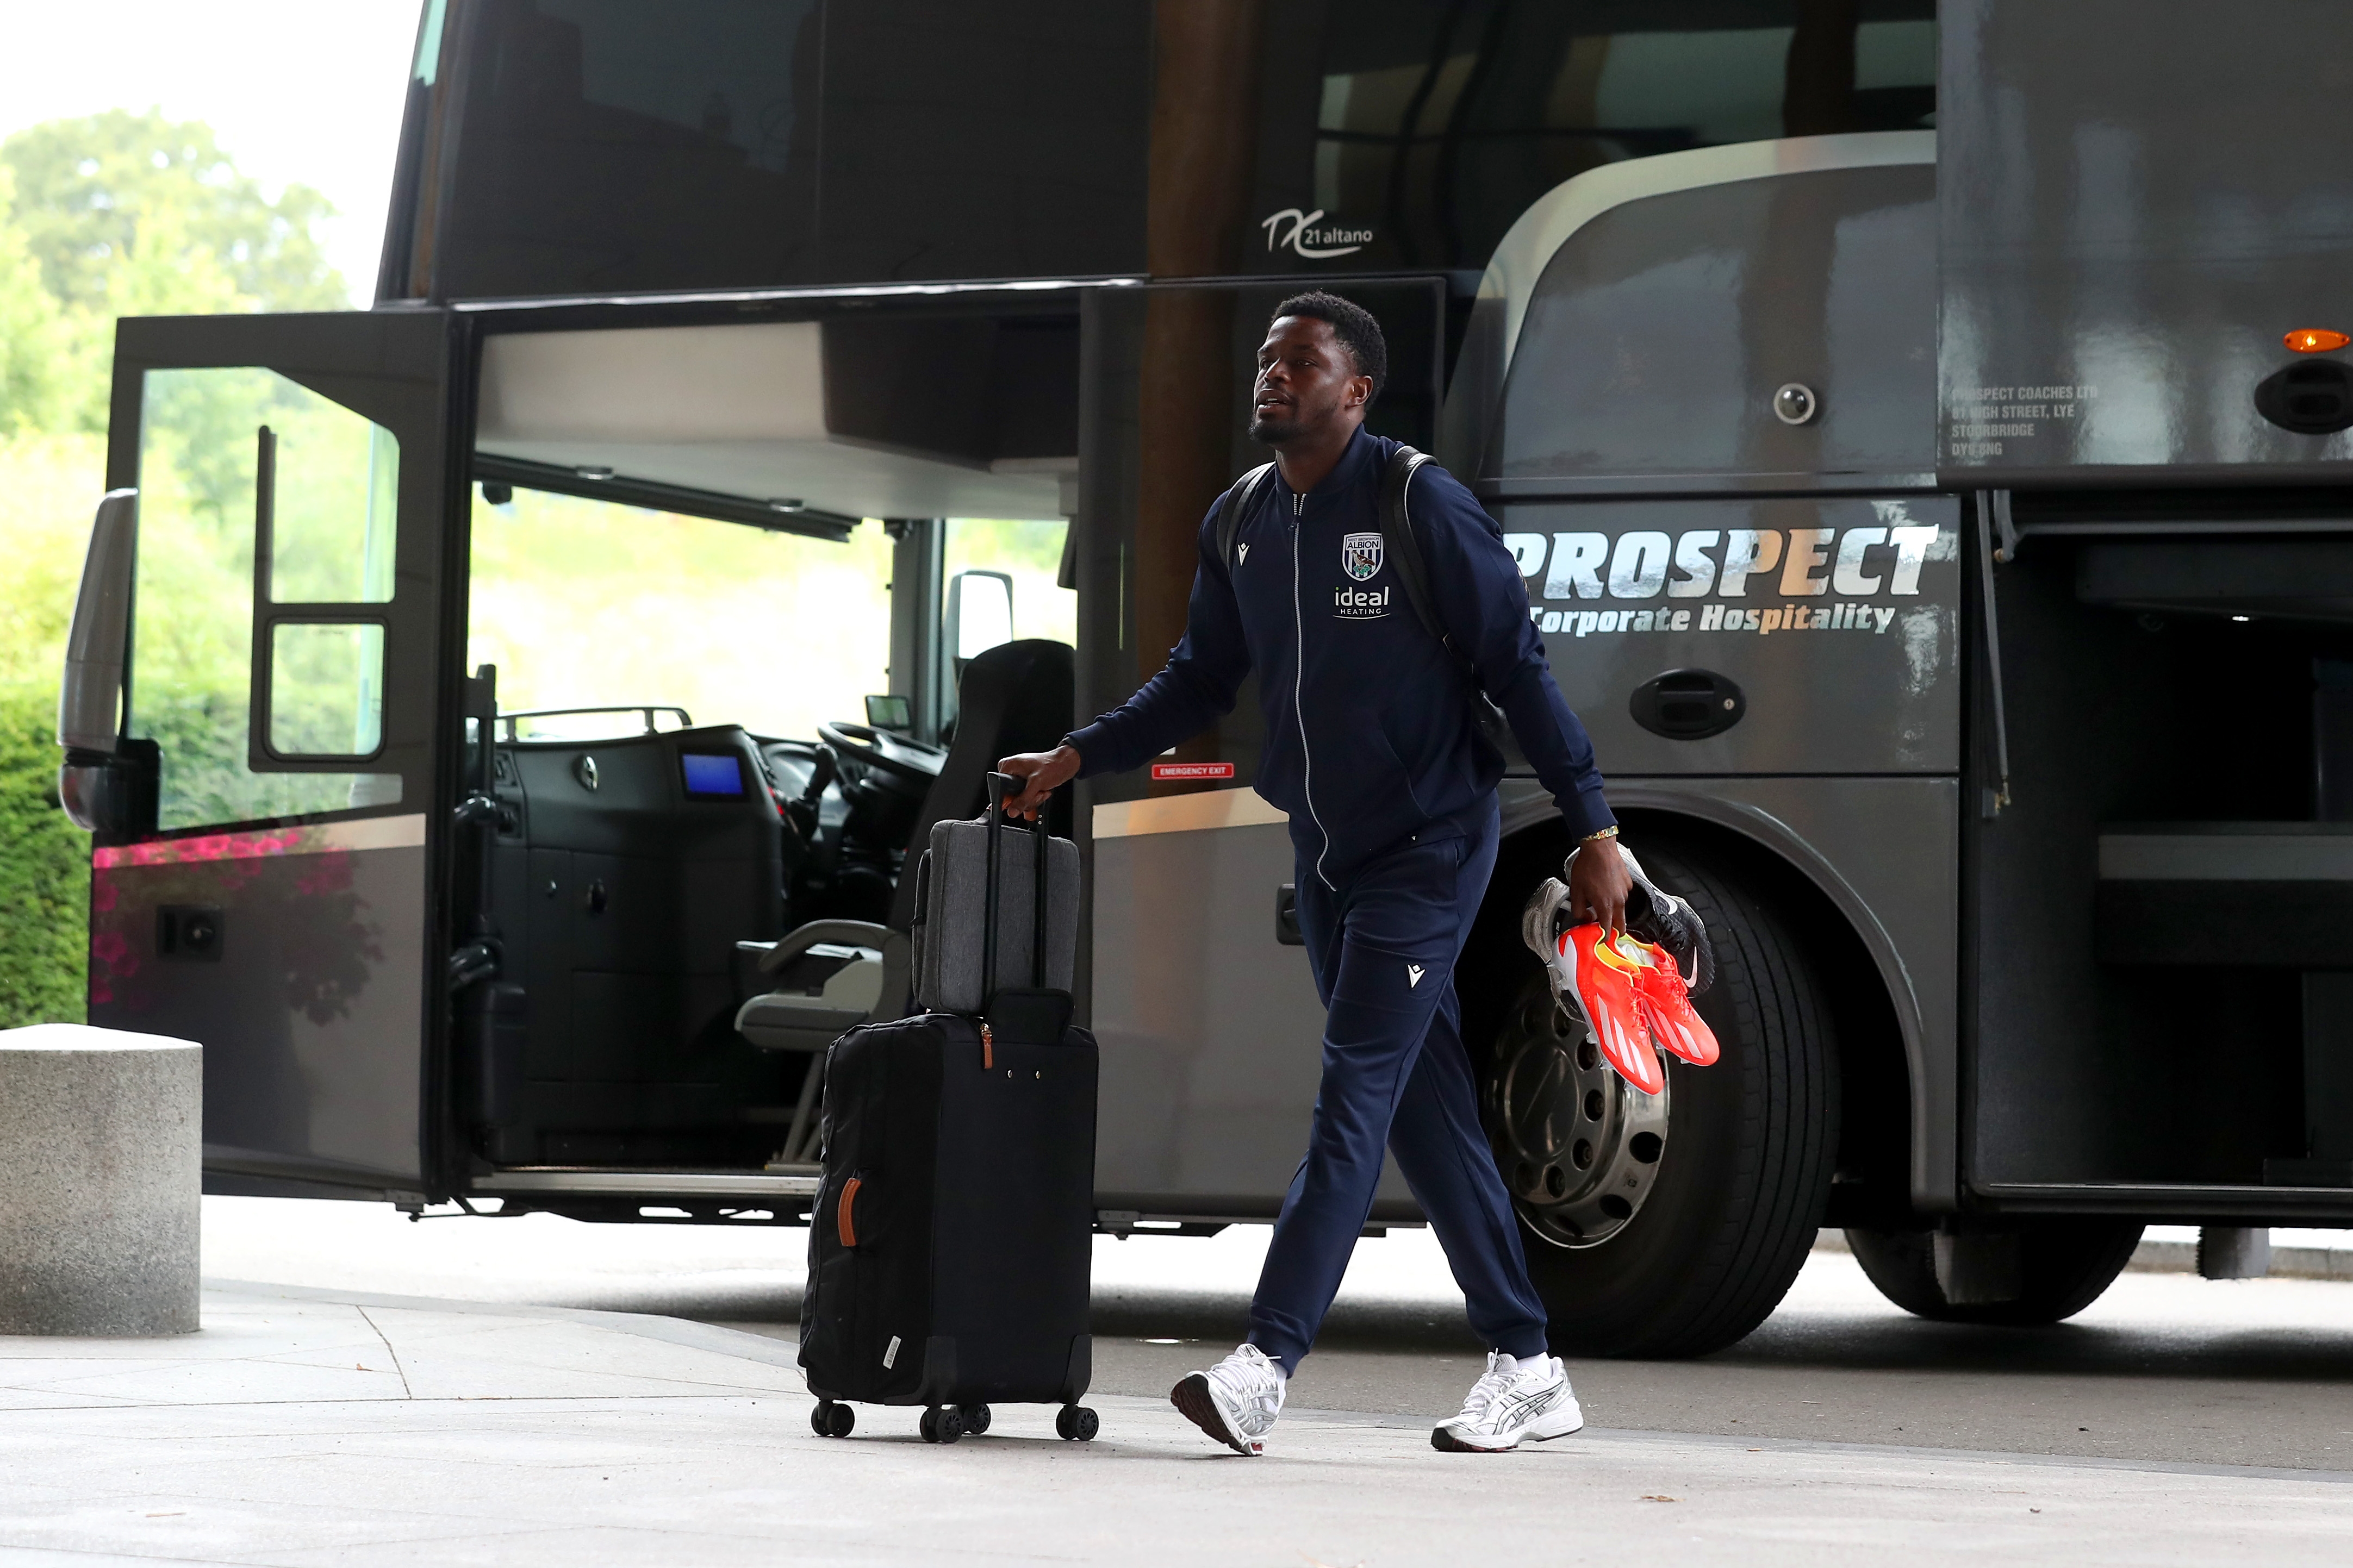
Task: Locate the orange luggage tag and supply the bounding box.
[1558,922,1665,1096]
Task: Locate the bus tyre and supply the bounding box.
[1486,839,1838,1358]
[1843,1221,2145,1325]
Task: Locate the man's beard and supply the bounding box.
[1248,407,1304,445]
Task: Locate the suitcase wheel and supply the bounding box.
[811,1400,855,1439]
[920,1405,967,1444]
[957,1403,992,1436]
[1055,1405,1099,1442]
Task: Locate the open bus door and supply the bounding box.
[1075,278,1457,1223]
[434,285,1081,1217]
[70,310,457,1204]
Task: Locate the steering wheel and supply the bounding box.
[816,721,948,786]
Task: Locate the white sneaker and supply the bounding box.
[1171,1343,1285,1456]
[1431,1351,1584,1452]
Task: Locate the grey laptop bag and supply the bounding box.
[909,780,1080,1016]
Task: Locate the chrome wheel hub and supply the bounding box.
[1485,982,1670,1248]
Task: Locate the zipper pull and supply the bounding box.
[981,1021,993,1071]
[1293,491,1304,516]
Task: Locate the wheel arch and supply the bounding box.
[1470,791,1920,1227]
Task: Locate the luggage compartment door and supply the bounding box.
[90,310,455,1198]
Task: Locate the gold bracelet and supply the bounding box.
[1581,825,1620,842]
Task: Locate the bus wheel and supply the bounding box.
[1486,983,1673,1251]
[1483,840,1838,1358]
[1844,1221,2144,1325]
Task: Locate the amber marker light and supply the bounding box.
[2286,328,2350,353]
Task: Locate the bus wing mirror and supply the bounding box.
[945,569,1014,662]
[57,489,154,835]
[58,489,138,755]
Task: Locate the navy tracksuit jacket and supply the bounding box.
[1068,426,1616,1371]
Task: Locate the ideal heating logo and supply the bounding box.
[1262,208,1373,259]
[1511,509,1954,640]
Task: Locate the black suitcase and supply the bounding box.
[800,776,1100,1444]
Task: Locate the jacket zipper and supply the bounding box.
[1290,488,1334,888]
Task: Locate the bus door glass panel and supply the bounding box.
[95,315,449,1194]
[132,370,400,826]
[1077,279,1443,1210]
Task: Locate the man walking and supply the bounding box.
[999,292,1629,1455]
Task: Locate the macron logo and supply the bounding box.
[1407,964,1424,988]
[1238,543,1250,565]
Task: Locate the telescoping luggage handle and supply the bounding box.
[981,771,1050,991]
[979,771,1063,1065]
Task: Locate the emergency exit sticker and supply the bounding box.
[1151,762,1236,781]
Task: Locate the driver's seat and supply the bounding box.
[733,638,1075,1162]
[887,637,1076,930]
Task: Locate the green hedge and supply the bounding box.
[0,682,86,1025]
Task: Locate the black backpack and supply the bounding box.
[1215,445,1519,764]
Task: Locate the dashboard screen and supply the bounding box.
[680,752,746,798]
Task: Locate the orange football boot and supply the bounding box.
[1557,922,1666,1096]
[1627,945,1720,1067]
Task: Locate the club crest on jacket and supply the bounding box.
[1342,531,1384,582]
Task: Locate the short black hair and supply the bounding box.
[1272,291,1387,403]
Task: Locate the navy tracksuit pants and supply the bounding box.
[1247,797,1551,1373]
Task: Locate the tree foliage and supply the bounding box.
[0,431,104,686]
[1,109,345,316]
[0,110,346,434]
[0,168,80,436]
[0,682,90,1027]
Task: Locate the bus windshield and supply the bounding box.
[465,485,893,742]
[464,489,1076,744]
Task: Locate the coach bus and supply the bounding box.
[54,0,2353,1354]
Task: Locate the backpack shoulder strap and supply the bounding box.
[1377,444,1457,661]
[1216,462,1278,576]
[1382,445,1518,753]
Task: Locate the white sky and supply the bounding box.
[0,0,424,305]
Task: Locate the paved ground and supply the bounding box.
[2,1198,2351,1565]
[198,1198,2353,1468]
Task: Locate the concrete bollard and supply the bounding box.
[0,1024,201,1335]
